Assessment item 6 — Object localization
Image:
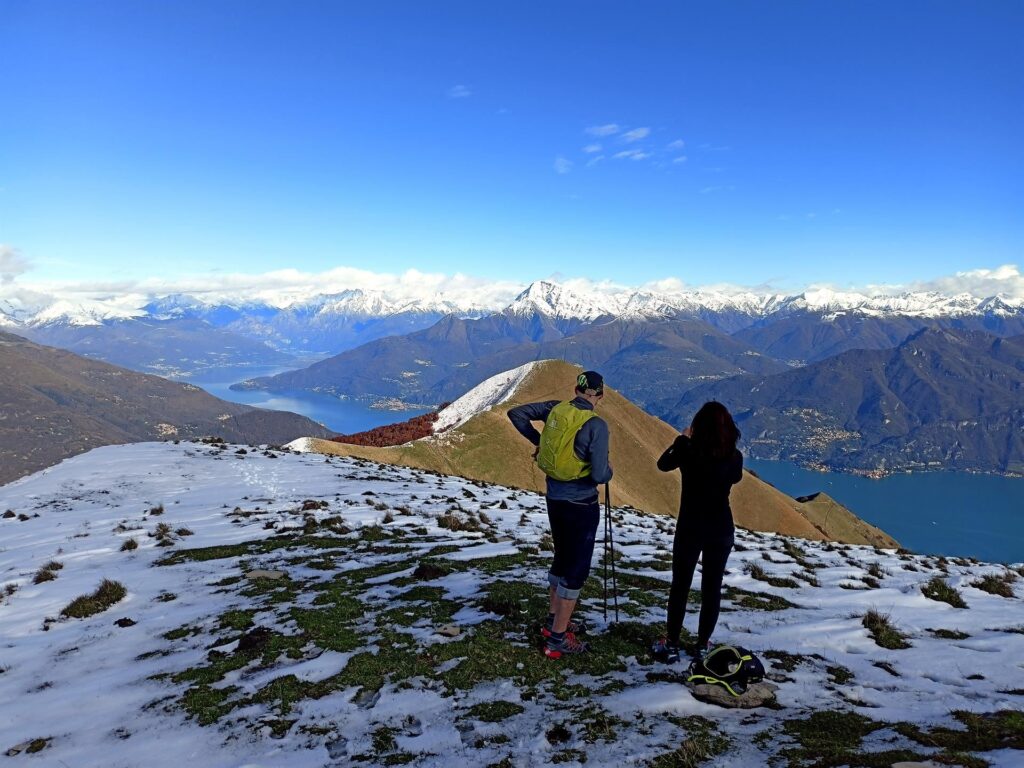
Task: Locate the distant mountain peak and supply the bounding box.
[31,299,144,327]
[506,280,619,321]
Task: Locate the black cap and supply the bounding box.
[576,370,604,394]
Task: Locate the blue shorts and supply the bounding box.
[546,496,600,600]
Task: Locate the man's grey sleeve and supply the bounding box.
[507,401,557,446]
[584,418,613,484]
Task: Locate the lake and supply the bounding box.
[746,458,1024,565]
[184,367,430,435]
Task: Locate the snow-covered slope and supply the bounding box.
[28,298,146,326]
[1,443,1021,767]
[432,361,541,432]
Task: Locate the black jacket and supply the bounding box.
[657,434,743,533]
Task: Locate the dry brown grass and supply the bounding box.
[300,360,896,547]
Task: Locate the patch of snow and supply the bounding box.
[0,439,1022,767]
[432,361,542,433]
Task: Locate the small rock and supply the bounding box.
[436,624,461,638]
[245,569,286,581]
[6,738,49,756]
[326,737,348,758]
[236,627,274,654]
[690,681,779,709]
[403,715,423,737]
[354,689,380,709]
[114,618,137,628]
[414,562,448,580]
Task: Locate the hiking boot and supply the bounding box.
[650,638,681,664]
[540,618,585,639]
[544,631,590,659]
[687,639,712,660]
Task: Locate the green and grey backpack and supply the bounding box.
[536,401,596,482]
[686,645,765,697]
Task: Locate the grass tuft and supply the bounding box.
[896,709,1024,752]
[745,562,801,589]
[929,627,970,640]
[464,701,525,722]
[61,579,127,619]
[922,576,968,608]
[971,572,1018,598]
[652,715,730,767]
[33,560,62,584]
[862,609,911,650]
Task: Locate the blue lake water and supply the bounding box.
[184,368,430,435]
[746,458,1024,565]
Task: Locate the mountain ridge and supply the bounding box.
[0,330,332,485]
[234,315,790,414]
[671,328,1024,476]
[5,278,1024,332]
[5,279,1022,389]
[294,359,896,548]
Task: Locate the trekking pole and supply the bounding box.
[605,483,619,623]
[602,496,609,622]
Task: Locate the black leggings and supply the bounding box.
[667,526,734,647]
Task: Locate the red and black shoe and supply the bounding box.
[540,618,585,639]
[544,631,590,659]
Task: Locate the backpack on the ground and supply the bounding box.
[686,645,765,696]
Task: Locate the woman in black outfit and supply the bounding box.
[653,401,742,662]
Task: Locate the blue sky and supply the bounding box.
[1,1,1021,293]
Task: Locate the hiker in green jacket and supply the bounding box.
[508,371,613,658]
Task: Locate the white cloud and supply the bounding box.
[667,139,685,150]
[554,156,573,175]
[447,84,472,99]
[0,245,31,284]
[10,266,527,312]
[613,149,651,161]
[585,155,605,167]
[585,123,619,137]
[582,143,602,154]
[672,156,688,164]
[621,127,650,143]
[907,264,1024,300]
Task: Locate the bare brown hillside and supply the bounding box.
[0,330,331,486]
[302,360,896,547]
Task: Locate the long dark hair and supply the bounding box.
[690,401,740,459]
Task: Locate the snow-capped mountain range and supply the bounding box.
[3,280,1023,330]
